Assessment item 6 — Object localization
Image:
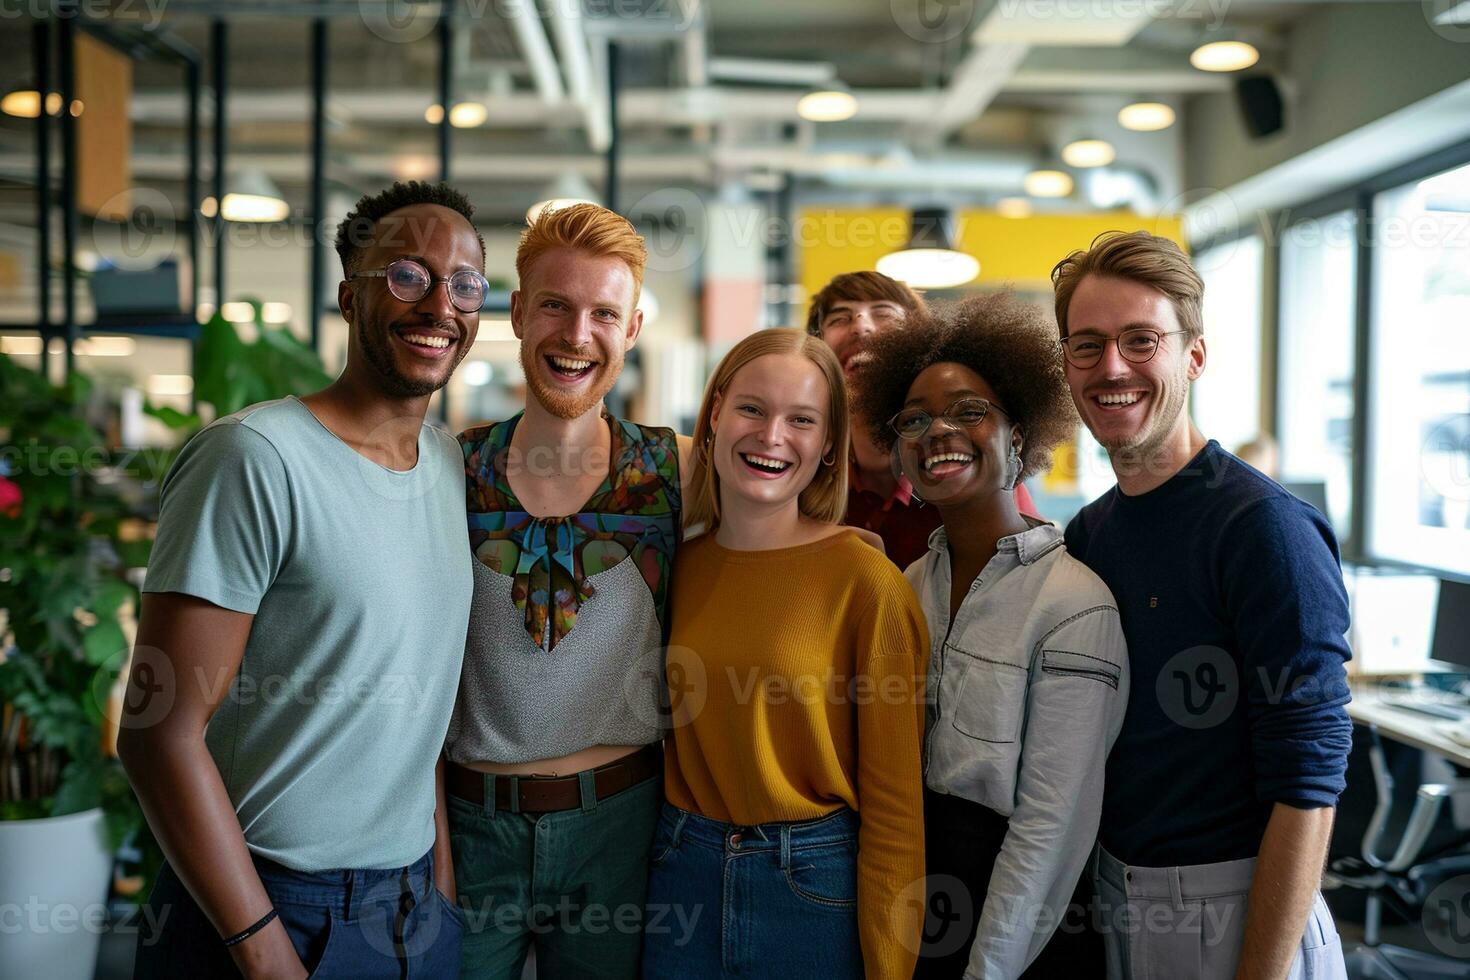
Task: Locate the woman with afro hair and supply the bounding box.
[852,293,1129,979]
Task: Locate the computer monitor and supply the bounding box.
[1281,480,1329,517]
[1431,579,1470,671]
[1346,568,1440,674]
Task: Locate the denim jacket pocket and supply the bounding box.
[1040,649,1121,689]
[950,654,1028,743]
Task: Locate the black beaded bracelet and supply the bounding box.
[222,908,279,948]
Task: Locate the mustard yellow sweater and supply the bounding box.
[663,529,929,980]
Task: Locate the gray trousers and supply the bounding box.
[1094,846,1347,980]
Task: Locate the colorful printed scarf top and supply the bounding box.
[459,412,681,652]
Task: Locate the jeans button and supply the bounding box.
[729,832,743,850]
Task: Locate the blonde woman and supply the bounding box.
[641,329,928,980]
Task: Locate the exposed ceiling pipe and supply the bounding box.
[505,0,565,104]
[915,41,1031,142]
[543,0,609,150]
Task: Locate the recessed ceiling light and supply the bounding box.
[996,197,1032,219]
[448,101,487,128]
[1118,102,1176,131]
[1023,169,1074,198]
[797,88,858,122]
[1190,40,1259,72]
[1061,139,1116,168]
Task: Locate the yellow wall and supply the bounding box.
[798,207,1187,318]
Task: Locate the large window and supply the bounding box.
[1368,159,1470,575]
[1278,210,1357,539]
[1193,234,1265,454]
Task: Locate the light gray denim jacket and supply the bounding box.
[906,522,1129,980]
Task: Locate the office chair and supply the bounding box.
[1331,724,1470,978]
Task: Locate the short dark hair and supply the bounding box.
[851,292,1076,480]
[805,270,925,335]
[333,180,486,276]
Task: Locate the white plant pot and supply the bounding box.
[0,807,113,980]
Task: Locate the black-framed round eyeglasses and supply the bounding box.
[888,397,1011,442]
[1059,328,1185,369]
[349,257,489,313]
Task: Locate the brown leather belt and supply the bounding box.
[445,743,662,813]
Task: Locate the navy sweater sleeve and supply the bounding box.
[1220,495,1353,809]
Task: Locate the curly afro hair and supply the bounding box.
[851,292,1077,480]
[334,180,486,276]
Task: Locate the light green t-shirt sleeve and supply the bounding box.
[143,419,293,614]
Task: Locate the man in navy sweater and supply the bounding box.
[1052,231,1352,980]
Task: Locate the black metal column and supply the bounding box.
[58,11,77,378]
[186,58,200,318]
[435,12,453,425]
[437,12,452,183]
[34,19,51,372]
[774,174,793,326]
[211,19,227,309]
[1348,196,1374,561]
[605,41,620,214]
[309,18,328,351]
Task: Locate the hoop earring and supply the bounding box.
[822,450,837,466]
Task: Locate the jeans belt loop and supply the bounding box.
[482,773,498,820]
[670,809,689,850]
[779,825,792,870]
[345,868,362,922]
[578,770,598,813]
[508,775,521,815]
[1168,866,1185,912]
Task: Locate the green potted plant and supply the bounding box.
[0,354,141,980]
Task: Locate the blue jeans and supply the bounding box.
[447,770,661,979]
[641,802,863,979]
[133,848,463,978]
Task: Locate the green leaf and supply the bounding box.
[92,579,135,619]
[53,755,103,816]
[82,620,127,666]
[143,403,201,431]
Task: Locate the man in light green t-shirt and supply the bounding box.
[120,181,485,980]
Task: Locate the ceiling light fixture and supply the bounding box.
[1061,138,1116,168]
[1023,169,1074,198]
[1118,101,1176,131]
[796,84,858,123]
[448,101,488,128]
[995,197,1032,219]
[221,170,289,223]
[1190,40,1260,72]
[876,207,980,289]
[526,172,600,224]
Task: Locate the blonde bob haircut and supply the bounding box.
[684,328,850,534]
[517,203,649,296]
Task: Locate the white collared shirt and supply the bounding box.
[906,521,1129,979]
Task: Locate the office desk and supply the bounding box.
[1349,683,1470,768]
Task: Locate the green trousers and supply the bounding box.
[446,771,661,980]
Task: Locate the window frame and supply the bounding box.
[1271,136,1470,581]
